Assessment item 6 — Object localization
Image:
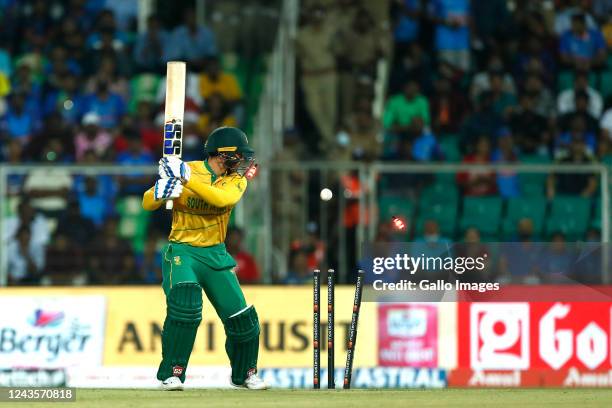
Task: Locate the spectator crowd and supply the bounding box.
[0,0,269,285]
[284,0,612,284]
[3,0,612,285]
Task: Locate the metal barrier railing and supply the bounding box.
[0,162,609,285]
[261,162,610,284]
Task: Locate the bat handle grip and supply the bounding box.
[166,200,174,210]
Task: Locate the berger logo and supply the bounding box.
[173,256,181,266]
[468,370,521,387]
[28,309,64,328]
[172,366,184,377]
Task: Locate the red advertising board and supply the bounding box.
[458,301,612,371]
[378,303,437,367]
[448,368,541,387]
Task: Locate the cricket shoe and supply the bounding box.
[231,372,269,390]
[160,376,184,391]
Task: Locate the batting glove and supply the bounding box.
[154,178,184,201]
[159,157,191,182]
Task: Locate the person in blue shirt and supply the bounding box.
[539,232,575,283]
[11,63,42,122]
[167,8,217,70]
[410,116,444,161]
[560,13,607,69]
[75,175,115,227]
[491,130,520,198]
[283,248,312,285]
[429,0,471,72]
[86,9,129,51]
[43,73,84,125]
[133,14,170,73]
[83,80,126,129]
[1,92,39,145]
[115,130,155,195]
[44,45,82,86]
[392,0,421,57]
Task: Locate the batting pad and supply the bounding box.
[223,305,260,385]
[157,282,203,382]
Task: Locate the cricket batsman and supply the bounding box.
[142,127,267,390]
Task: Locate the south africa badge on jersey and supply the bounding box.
[173,256,182,266]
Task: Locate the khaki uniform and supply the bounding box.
[336,25,390,117]
[296,22,338,149]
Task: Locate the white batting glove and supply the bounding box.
[159,157,191,182]
[154,178,183,201]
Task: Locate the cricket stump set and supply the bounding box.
[313,269,364,389]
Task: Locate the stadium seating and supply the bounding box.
[545,196,591,240]
[439,136,461,162]
[117,196,150,252]
[459,197,503,239]
[518,153,550,196]
[415,200,458,238]
[378,195,415,222]
[420,182,459,209]
[502,197,547,239]
[600,69,612,99]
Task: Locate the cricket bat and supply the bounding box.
[162,61,186,209]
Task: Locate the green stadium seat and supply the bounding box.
[131,213,150,253]
[118,196,143,216]
[600,69,612,99]
[117,196,150,253]
[592,198,602,229]
[439,136,461,162]
[546,196,591,239]
[129,74,161,113]
[4,196,19,217]
[420,182,459,208]
[434,172,456,185]
[502,197,547,239]
[459,197,503,237]
[378,195,415,221]
[550,196,591,218]
[220,52,239,73]
[415,202,457,238]
[558,70,574,92]
[558,70,597,92]
[518,154,550,197]
[519,154,551,164]
[545,216,588,240]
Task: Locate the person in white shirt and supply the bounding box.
[2,200,50,248]
[601,105,612,139]
[557,71,603,118]
[6,226,45,284]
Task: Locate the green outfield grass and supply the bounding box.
[17,388,612,408]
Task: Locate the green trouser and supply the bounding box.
[157,242,260,385]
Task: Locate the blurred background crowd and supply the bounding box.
[283,0,612,285]
[1,0,611,286]
[0,0,277,285]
